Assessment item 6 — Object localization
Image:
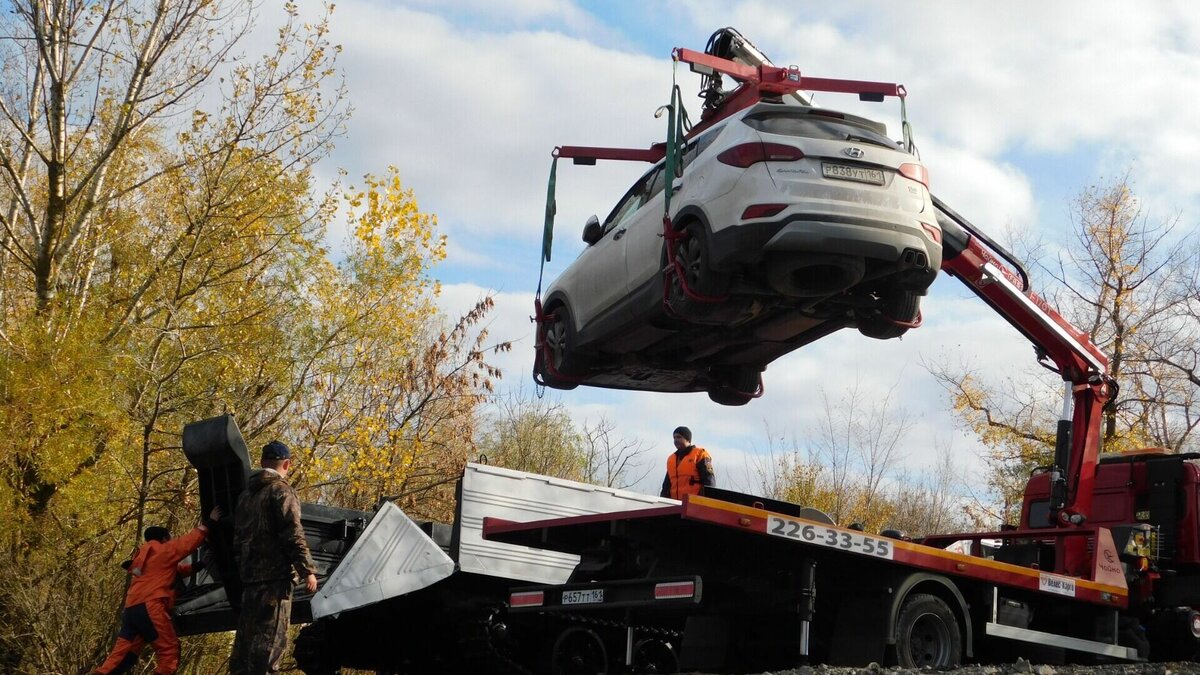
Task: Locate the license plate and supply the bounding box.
[822,163,885,185]
[562,589,605,605]
[766,516,895,559]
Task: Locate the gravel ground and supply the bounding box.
[701,660,1200,675]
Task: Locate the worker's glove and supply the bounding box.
[202,505,223,528]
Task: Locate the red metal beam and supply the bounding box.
[555,145,665,164]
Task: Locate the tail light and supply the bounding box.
[898,163,929,189]
[509,591,544,608]
[654,581,695,599]
[920,222,941,245]
[718,143,804,167]
[742,204,788,220]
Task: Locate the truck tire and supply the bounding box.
[550,626,609,675]
[294,621,342,675]
[892,593,962,668]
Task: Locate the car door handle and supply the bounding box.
[613,228,627,241]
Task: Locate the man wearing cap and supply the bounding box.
[660,426,715,500]
[92,507,221,675]
[230,440,318,675]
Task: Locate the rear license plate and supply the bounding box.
[822,163,885,185]
[562,589,605,605]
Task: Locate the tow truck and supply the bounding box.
[172,29,1200,675]
[478,29,1198,672]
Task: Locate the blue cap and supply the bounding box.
[262,440,291,460]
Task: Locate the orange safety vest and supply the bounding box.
[125,525,208,608]
[666,445,711,500]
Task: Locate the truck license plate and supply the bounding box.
[822,163,885,185]
[562,589,605,605]
[767,516,895,559]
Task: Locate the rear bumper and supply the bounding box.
[708,213,942,273]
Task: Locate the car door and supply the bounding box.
[621,164,668,299]
[571,172,652,336]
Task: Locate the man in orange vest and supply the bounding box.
[92,506,221,675]
[660,426,715,499]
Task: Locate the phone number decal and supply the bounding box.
[767,516,894,559]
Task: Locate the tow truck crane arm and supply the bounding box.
[934,197,1113,574]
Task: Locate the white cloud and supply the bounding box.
[325,4,674,243]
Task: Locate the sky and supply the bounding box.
[279,1,1200,504]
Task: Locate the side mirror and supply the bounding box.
[581,215,603,246]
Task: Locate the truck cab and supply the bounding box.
[1020,449,1200,659]
[1020,449,1200,567]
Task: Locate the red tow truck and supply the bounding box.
[475,31,1200,673]
[482,196,1200,673]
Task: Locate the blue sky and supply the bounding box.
[292,1,1200,504]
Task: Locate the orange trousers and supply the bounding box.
[94,597,179,674]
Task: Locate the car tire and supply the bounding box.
[857,289,920,340]
[707,388,754,406]
[667,222,730,317]
[890,593,962,668]
[538,302,584,390]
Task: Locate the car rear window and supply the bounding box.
[743,111,897,150]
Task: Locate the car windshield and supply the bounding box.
[743,111,898,150]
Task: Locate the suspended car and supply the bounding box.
[535,101,941,405]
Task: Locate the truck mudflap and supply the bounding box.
[311,500,456,619]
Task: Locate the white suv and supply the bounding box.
[536,100,942,405]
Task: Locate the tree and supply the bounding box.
[0,4,508,671]
[929,174,1198,518]
[580,415,652,489]
[477,388,587,480]
[752,382,934,534]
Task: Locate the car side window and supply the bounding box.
[681,126,722,171]
[643,166,666,204]
[604,169,659,231]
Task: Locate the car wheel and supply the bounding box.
[707,388,754,406]
[538,303,584,390]
[706,366,760,406]
[667,223,730,316]
[891,593,962,668]
[857,289,920,340]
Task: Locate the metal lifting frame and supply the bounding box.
[672,47,908,137]
[552,46,908,167]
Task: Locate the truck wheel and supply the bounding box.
[294,621,342,675]
[892,593,962,668]
[632,638,678,673]
[550,626,609,675]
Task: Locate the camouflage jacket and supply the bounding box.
[234,468,317,585]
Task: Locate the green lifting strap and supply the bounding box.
[662,61,684,218]
[543,155,558,264]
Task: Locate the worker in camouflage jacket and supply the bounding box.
[229,440,318,675]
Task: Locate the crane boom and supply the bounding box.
[935,198,1113,575]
